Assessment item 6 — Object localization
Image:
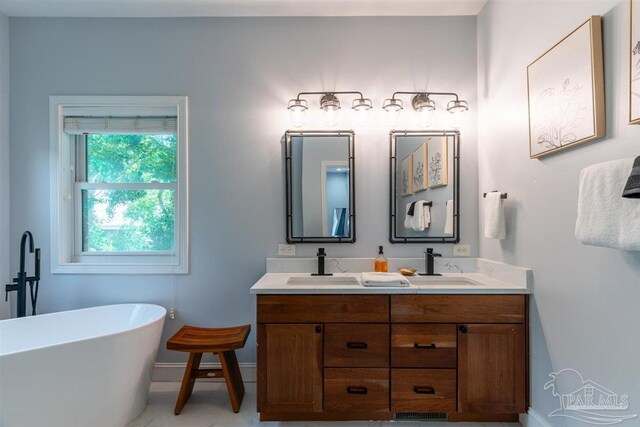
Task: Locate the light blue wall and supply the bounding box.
[0,12,9,320]
[478,0,640,423]
[8,16,478,362]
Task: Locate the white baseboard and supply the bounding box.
[520,407,553,427]
[153,362,256,383]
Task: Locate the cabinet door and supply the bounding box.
[458,324,526,414]
[258,324,323,413]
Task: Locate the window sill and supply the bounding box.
[52,263,188,275]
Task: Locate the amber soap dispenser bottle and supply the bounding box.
[374,246,388,272]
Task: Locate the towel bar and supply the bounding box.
[483,191,507,199]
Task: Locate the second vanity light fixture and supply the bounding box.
[383,91,469,127]
[288,91,373,127]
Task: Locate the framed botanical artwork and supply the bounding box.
[412,143,428,193]
[527,16,605,159]
[400,154,413,196]
[631,1,640,123]
[427,136,448,188]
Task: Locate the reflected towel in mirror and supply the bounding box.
[404,201,431,231]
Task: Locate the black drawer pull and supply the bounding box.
[347,386,368,395]
[347,342,368,349]
[414,343,436,349]
[413,386,435,395]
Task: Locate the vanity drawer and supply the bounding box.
[391,295,525,323]
[391,369,456,413]
[324,368,390,413]
[391,324,456,368]
[258,295,389,323]
[325,324,389,367]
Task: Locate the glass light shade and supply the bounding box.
[447,99,469,114]
[287,99,308,127]
[290,108,306,127]
[324,108,338,127]
[383,98,403,127]
[352,98,372,126]
[416,109,433,128]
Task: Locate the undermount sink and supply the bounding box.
[285,276,360,286]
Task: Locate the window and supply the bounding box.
[50,97,189,274]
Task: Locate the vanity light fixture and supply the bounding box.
[383,91,469,127]
[287,91,372,128]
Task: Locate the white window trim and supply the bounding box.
[50,96,189,274]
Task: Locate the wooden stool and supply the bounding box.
[166,324,251,415]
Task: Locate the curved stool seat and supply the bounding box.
[167,324,251,415]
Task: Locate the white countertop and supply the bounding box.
[250,271,530,294]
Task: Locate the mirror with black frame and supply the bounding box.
[390,130,459,243]
[285,130,355,243]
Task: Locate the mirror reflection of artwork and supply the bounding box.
[401,154,413,196]
[391,131,458,243]
[631,1,640,123]
[286,131,355,243]
[527,16,604,158]
[412,143,428,193]
[427,137,448,188]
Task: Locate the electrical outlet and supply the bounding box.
[453,244,471,257]
[278,244,296,256]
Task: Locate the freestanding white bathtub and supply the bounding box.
[0,304,166,427]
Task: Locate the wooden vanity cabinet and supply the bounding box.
[257,294,528,422]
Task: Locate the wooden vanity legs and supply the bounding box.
[167,324,251,415]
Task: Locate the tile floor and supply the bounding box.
[129,382,521,427]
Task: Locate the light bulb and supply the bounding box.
[352,98,372,127]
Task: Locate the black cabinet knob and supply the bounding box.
[315,325,322,333]
[459,325,468,333]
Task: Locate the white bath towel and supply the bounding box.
[361,272,411,287]
[404,201,430,231]
[444,199,454,236]
[575,158,640,251]
[484,193,506,239]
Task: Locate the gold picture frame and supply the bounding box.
[630,1,640,123]
[527,16,605,159]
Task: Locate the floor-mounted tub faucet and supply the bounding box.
[419,248,442,276]
[5,231,41,317]
[312,248,333,276]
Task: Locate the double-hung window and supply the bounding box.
[50,96,189,274]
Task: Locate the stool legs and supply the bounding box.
[219,350,245,413]
[174,352,203,415]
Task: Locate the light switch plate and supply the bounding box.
[278,244,296,256]
[453,244,471,257]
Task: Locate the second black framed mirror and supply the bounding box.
[389,130,460,243]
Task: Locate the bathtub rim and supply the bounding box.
[0,303,167,358]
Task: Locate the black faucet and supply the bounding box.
[311,248,333,276]
[5,231,41,317]
[419,248,442,276]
